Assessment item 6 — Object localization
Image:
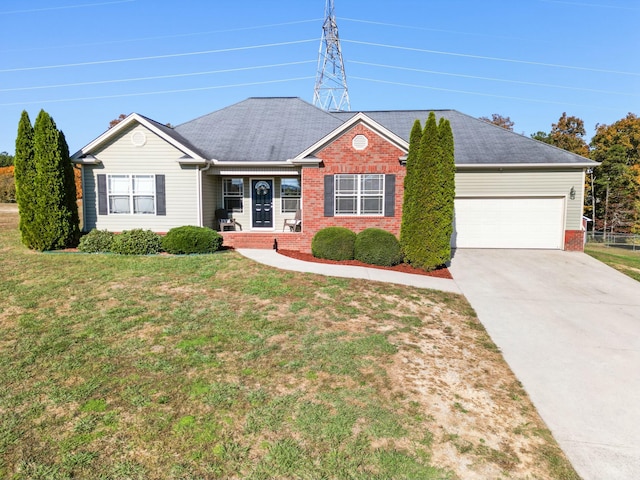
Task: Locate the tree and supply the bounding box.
[593,145,639,233]
[590,113,640,233]
[0,151,13,167]
[531,131,552,144]
[109,113,127,129]
[549,113,589,156]
[400,119,423,257]
[479,113,514,131]
[14,111,37,247]
[401,112,455,270]
[24,110,79,250]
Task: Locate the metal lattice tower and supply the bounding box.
[313,0,350,111]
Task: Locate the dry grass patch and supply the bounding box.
[0,213,578,479]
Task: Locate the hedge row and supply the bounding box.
[78,226,223,255]
[311,227,402,266]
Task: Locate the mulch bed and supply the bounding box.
[277,249,452,279]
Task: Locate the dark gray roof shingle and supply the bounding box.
[172,98,594,165]
[174,97,344,161]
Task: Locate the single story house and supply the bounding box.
[72,97,596,252]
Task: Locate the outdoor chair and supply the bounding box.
[283,209,302,232]
[215,208,239,231]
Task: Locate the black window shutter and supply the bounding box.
[156,175,166,216]
[384,174,396,217]
[97,174,107,215]
[324,175,334,217]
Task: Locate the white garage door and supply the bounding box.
[453,197,565,249]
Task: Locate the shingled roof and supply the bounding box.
[171,97,593,166]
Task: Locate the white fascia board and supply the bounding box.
[293,112,409,160]
[455,162,599,170]
[70,113,205,162]
[210,159,300,168]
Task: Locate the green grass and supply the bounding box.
[0,217,579,479]
[585,243,640,282]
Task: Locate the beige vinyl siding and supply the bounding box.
[83,123,200,232]
[201,174,218,230]
[455,168,585,230]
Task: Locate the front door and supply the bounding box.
[252,179,273,228]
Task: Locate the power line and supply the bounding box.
[0,61,315,93]
[343,39,640,77]
[0,39,317,73]
[0,19,321,54]
[0,0,135,15]
[350,76,622,111]
[538,0,640,10]
[349,60,639,98]
[0,77,315,107]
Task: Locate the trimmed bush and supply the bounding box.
[162,225,223,254]
[311,226,356,261]
[110,229,162,255]
[77,229,115,253]
[354,228,403,266]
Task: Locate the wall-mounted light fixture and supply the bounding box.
[570,186,576,200]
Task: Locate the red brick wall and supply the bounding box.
[564,230,585,251]
[298,123,407,253]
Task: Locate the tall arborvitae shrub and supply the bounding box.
[400,113,455,270]
[435,118,455,264]
[29,110,79,251]
[401,113,439,269]
[400,119,423,257]
[14,111,37,248]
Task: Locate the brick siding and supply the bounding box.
[564,230,585,251]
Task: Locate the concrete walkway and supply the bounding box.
[449,249,640,480]
[237,249,462,294]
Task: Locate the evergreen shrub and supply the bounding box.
[354,228,402,266]
[311,226,356,261]
[77,229,115,253]
[110,229,162,255]
[162,225,222,254]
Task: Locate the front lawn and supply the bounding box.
[0,212,578,479]
[585,243,640,282]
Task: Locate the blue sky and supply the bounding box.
[1,0,638,155]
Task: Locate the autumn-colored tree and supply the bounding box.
[549,113,589,156]
[109,113,127,129]
[479,113,514,131]
[0,166,15,202]
[590,113,640,233]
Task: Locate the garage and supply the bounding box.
[453,197,565,249]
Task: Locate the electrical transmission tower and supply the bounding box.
[313,0,350,111]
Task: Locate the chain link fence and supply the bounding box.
[586,232,640,251]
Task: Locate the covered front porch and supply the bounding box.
[201,165,308,250]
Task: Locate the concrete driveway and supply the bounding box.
[449,249,640,480]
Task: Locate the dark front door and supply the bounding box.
[252,179,273,228]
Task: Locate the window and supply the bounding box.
[107,174,155,214]
[223,178,243,213]
[281,178,301,213]
[335,174,384,215]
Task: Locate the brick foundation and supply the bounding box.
[564,230,585,251]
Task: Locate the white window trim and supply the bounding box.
[334,173,385,216]
[280,177,301,214]
[223,178,244,213]
[107,174,156,215]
